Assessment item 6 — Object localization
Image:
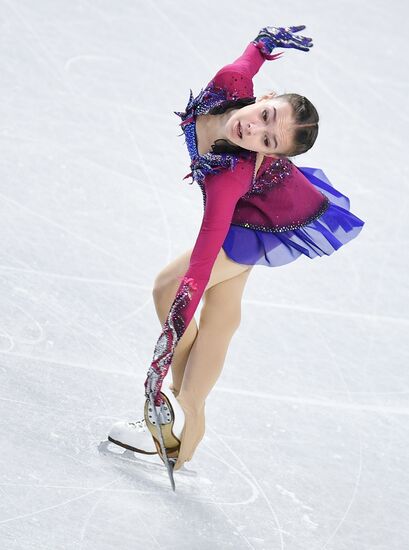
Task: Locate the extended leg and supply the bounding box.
[173,266,253,470]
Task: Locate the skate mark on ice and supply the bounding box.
[0,193,135,269]
[243,297,409,326]
[313,52,405,152]
[0,265,147,290]
[64,54,123,74]
[214,387,409,416]
[213,498,258,550]
[320,440,363,549]
[0,477,120,525]
[78,490,106,550]
[149,0,211,70]
[275,484,314,512]
[76,481,164,550]
[312,314,364,549]
[191,445,258,506]
[98,441,197,483]
[116,105,172,265]
[2,278,145,369]
[1,299,45,346]
[358,196,407,396]
[0,481,175,494]
[0,352,137,378]
[207,425,285,550]
[0,327,14,352]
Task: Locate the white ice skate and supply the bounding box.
[108,417,158,455]
[107,387,184,456]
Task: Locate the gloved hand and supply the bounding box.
[253,25,313,59]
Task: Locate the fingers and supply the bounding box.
[258,25,314,52]
[282,43,311,51]
[293,44,312,51]
[287,25,306,33]
[283,40,313,51]
[290,34,313,49]
[282,25,313,48]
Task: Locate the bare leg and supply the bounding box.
[152,247,251,395]
[174,266,252,470]
[152,249,199,393]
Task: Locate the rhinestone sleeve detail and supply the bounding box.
[144,277,198,406]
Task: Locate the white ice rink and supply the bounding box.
[1,1,408,548]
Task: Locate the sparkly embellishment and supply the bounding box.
[175,83,234,121]
[144,278,198,406]
[175,82,244,185]
[189,152,239,185]
[153,333,167,361]
[252,26,313,58]
[243,158,293,198]
[252,38,284,61]
[177,275,198,291]
[233,193,330,233]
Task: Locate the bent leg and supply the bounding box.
[173,265,253,470]
[152,246,251,394]
[152,249,197,392]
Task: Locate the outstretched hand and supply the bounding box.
[256,25,313,52]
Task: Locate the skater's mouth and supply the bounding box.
[236,120,242,139]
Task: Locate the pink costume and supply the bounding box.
[144,41,365,405]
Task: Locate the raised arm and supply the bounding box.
[144,160,255,406]
[211,25,313,93]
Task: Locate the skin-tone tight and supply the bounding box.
[152,246,253,471]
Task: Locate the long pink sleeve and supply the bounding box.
[144,41,282,405]
[210,42,283,96]
[144,160,255,404]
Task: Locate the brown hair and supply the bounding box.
[277,93,319,156]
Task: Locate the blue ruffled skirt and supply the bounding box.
[222,167,365,267]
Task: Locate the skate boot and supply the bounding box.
[108,417,158,454]
[144,389,185,462]
[107,385,184,456]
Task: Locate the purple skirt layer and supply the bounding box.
[222,166,365,267]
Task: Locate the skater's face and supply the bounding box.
[225,95,296,157]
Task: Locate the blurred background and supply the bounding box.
[0,1,408,548]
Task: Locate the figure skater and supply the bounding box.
[107,25,365,478]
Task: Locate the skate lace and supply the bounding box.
[128,419,146,430]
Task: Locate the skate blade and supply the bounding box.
[145,392,180,491]
[98,440,197,477]
[107,435,158,455]
[98,440,170,472]
[98,440,153,460]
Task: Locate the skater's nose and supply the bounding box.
[246,121,260,136]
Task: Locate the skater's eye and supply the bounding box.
[262,111,269,147]
[263,108,277,150]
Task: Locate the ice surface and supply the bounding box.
[1,1,408,549]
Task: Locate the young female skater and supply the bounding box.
[107,25,365,479]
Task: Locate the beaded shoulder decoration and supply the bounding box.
[242,157,293,199]
[174,83,251,185]
[175,81,293,197]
